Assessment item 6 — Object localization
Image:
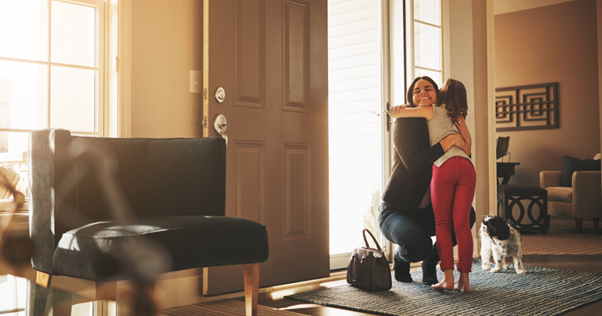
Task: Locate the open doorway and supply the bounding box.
[328,0,443,270]
[327,0,386,269]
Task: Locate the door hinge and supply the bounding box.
[203,88,208,100]
[203,116,208,128]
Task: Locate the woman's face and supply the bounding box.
[412,79,438,107]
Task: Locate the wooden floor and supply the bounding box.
[238,218,602,316]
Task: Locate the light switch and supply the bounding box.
[190,70,201,94]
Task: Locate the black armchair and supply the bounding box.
[28,129,269,315]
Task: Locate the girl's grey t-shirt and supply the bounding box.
[427,104,470,167]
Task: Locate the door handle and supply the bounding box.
[213,114,229,147]
[386,102,391,132]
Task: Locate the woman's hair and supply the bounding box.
[406,76,439,107]
[438,78,468,121]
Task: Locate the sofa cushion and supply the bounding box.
[561,156,601,187]
[546,186,572,203]
[52,216,269,281]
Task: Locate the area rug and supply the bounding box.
[522,231,602,255]
[160,299,304,316]
[285,259,602,316]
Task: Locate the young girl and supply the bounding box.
[390,77,475,293]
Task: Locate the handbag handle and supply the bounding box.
[362,229,382,251]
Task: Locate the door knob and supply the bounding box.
[213,114,228,147]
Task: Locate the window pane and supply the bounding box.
[0,0,48,61]
[0,60,49,130]
[390,0,405,106]
[414,22,441,70]
[0,132,28,165]
[0,275,29,316]
[414,68,442,87]
[414,0,440,26]
[50,66,96,132]
[51,1,96,67]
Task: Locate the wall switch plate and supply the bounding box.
[190,70,201,94]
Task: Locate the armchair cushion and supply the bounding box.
[561,156,601,187]
[547,186,572,203]
[53,216,269,281]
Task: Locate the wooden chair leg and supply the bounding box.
[243,263,260,316]
[31,272,51,316]
[574,218,583,234]
[33,271,72,316]
[36,271,52,288]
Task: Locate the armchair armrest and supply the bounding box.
[572,171,602,219]
[540,171,562,188]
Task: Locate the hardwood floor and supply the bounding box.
[238,218,602,316]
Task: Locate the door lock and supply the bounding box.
[215,87,226,103]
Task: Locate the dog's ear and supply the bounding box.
[495,217,511,240]
[485,219,497,237]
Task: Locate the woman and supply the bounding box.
[379,76,476,285]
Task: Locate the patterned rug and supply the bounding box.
[160,299,304,316]
[285,259,602,316]
[521,231,602,255]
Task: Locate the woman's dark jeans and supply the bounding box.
[378,201,476,263]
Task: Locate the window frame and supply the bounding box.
[406,0,444,86]
[0,0,119,211]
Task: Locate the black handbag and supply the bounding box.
[346,229,392,291]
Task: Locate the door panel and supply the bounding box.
[203,0,329,295]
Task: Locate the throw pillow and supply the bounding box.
[561,156,602,187]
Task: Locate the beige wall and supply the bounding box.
[130,0,203,138]
[444,0,497,255]
[495,0,600,186]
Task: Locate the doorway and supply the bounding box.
[328,0,443,269]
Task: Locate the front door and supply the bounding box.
[202,0,329,295]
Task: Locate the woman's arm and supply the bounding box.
[394,118,444,174]
[390,105,434,120]
[395,118,467,174]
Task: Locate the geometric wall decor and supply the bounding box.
[495,83,558,131]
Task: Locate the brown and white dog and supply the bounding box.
[479,215,526,274]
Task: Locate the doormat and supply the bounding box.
[285,259,602,316]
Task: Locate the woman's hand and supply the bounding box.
[440,134,465,152]
[455,116,472,156]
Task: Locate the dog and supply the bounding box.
[479,215,526,274]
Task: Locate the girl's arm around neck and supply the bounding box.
[390,105,434,120]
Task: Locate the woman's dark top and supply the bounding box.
[381,117,445,215]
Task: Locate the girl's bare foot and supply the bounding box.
[431,269,454,292]
[454,272,471,293]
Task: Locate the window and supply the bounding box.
[0,0,114,200]
[411,0,442,85]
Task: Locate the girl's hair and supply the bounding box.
[438,78,468,121]
[406,76,439,107]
